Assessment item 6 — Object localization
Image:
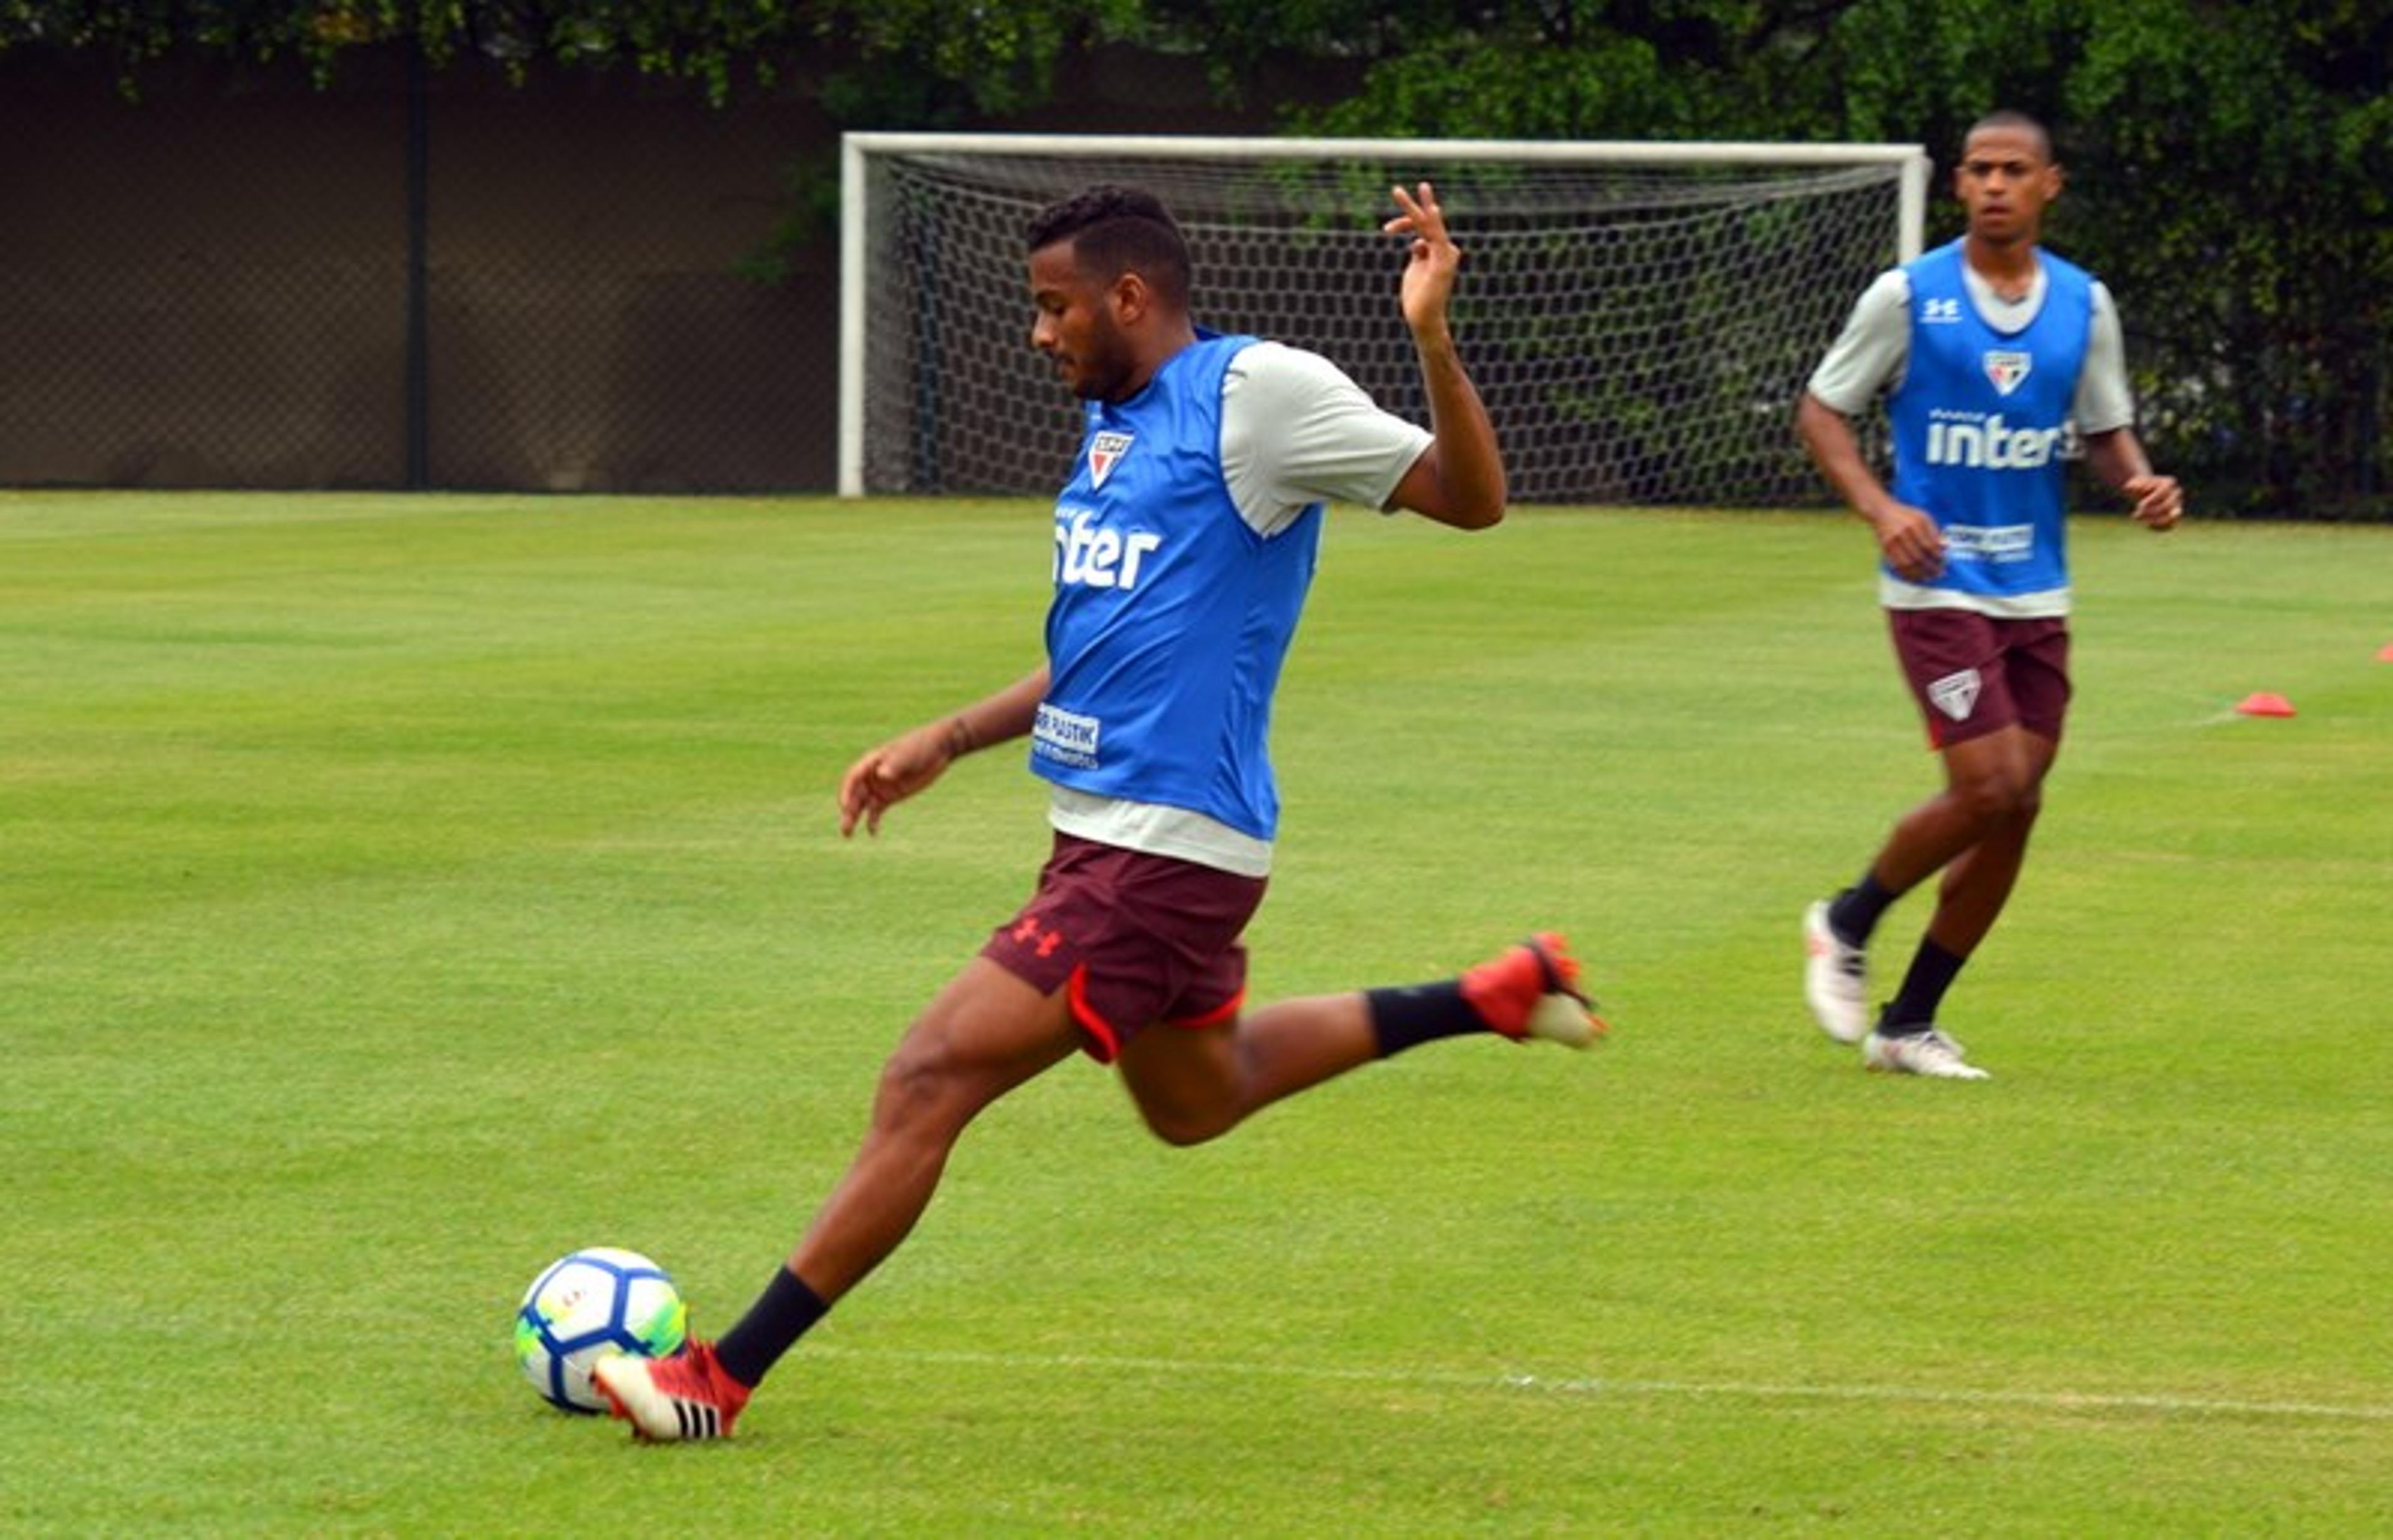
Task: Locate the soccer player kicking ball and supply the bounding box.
[593,182,1605,1440]
[1794,111,2184,1080]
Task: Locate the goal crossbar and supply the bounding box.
[843,130,1931,168]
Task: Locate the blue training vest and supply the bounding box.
[1032,333,1321,842]
[1887,239,2094,604]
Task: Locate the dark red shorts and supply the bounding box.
[980,833,1268,1064]
[1888,608,2071,749]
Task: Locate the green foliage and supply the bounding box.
[0,0,1142,110]
[4,0,2384,510]
[1293,27,1689,140]
[2055,0,2393,513]
[1228,0,2391,515]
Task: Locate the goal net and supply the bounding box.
[841,133,1927,505]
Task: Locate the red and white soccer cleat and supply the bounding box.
[591,1339,750,1442]
[1460,932,1608,1048]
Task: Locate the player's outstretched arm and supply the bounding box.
[1382,181,1506,531]
[1795,391,1947,580]
[2082,427,2184,531]
[838,666,1049,838]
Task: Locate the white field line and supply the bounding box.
[810,1344,2393,1424]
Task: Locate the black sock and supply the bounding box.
[1880,938,1967,1035]
[1366,981,1482,1057]
[713,1266,829,1389]
[1827,868,1898,947]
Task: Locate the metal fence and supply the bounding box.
[12,45,2379,513]
[1,47,840,493]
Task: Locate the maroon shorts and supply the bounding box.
[1888,608,2071,749]
[980,833,1268,1064]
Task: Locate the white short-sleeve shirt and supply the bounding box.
[1808,259,2136,434]
[1221,341,1435,533]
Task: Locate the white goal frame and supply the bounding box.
[838,131,1931,499]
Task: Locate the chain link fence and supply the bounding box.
[12,45,2376,513]
[1,47,838,493]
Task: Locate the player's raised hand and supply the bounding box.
[1383,181,1462,339]
[2123,472,2184,531]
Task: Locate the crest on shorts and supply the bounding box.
[1927,668,1983,722]
[1984,350,2032,397]
[1088,430,1134,488]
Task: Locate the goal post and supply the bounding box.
[839,132,1929,503]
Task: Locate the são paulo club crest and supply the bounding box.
[1927,668,1984,722]
[1983,350,2032,396]
[1088,430,1134,488]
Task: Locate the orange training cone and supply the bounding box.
[2377,642,2393,662]
[2235,692,2297,718]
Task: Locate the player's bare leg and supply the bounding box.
[1921,744,2051,958]
[1810,726,2055,1075]
[1117,934,1603,1147]
[594,960,1075,1441]
[1876,726,2050,896]
[1844,728,2057,1079]
[1116,993,1378,1147]
[790,959,1079,1299]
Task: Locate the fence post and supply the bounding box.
[404,39,431,489]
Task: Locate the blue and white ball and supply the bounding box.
[513,1247,688,1414]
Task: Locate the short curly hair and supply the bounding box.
[1025,184,1192,309]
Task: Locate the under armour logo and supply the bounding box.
[1011,917,1064,958]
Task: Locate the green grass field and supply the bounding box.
[4,491,2387,1535]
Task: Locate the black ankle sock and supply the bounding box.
[1880,938,1967,1034]
[1827,868,1898,947]
[714,1267,829,1389]
[1366,981,1481,1057]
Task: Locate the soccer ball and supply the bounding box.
[513,1247,689,1414]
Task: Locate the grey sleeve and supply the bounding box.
[2073,282,2137,434]
[1805,269,1912,415]
[1220,342,1435,535]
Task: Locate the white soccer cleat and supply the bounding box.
[1802,900,1871,1043]
[1862,1027,1990,1080]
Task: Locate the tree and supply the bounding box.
[0,1,1142,112]
[1814,0,2392,511]
[2055,0,2391,512]
[8,0,2386,509]
[1151,0,2389,513]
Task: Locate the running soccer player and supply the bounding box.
[592,183,1605,1440]
[1795,110,2184,1080]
